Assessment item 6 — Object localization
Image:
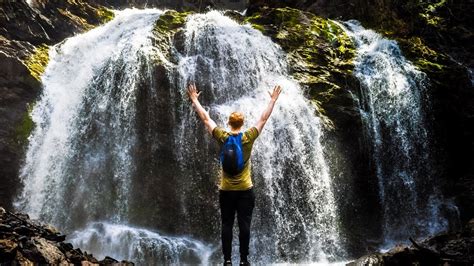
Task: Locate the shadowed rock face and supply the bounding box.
[348,219,474,266]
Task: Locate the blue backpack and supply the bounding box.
[220,133,245,175]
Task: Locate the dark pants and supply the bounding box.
[219,188,255,261]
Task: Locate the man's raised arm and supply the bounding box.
[255,85,282,133]
[187,83,217,134]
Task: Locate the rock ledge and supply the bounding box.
[0,207,133,265]
[348,219,474,266]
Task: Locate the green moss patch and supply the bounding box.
[96,7,115,24]
[418,0,447,27]
[245,7,357,127]
[14,103,35,147]
[152,10,193,64]
[154,10,192,34]
[397,36,449,73]
[24,44,49,82]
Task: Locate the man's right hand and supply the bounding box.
[187,83,217,134]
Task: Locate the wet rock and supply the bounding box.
[43,233,66,242]
[152,9,193,64]
[348,218,474,265]
[0,224,12,232]
[90,0,244,11]
[100,256,119,263]
[0,207,134,265]
[0,239,18,261]
[13,225,35,236]
[245,7,357,125]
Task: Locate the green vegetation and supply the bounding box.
[351,0,458,76]
[397,36,448,72]
[57,4,115,31]
[152,10,193,63]
[24,44,49,82]
[245,7,356,126]
[14,103,35,147]
[418,0,447,27]
[154,10,192,34]
[96,7,115,24]
[58,8,95,31]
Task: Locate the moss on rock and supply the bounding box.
[24,44,49,82]
[96,7,115,24]
[152,10,193,64]
[245,7,357,127]
[154,10,192,33]
[13,103,35,148]
[396,36,450,73]
[58,8,95,31]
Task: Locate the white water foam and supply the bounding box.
[68,222,214,264]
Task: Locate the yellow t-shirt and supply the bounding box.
[212,126,259,191]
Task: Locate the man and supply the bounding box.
[187,83,282,265]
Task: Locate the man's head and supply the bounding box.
[228,112,244,130]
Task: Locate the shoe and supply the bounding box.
[223,260,232,266]
[239,261,250,266]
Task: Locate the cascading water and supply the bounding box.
[341,20,449,244]
[68,223,214,264]
[172,11,344,263]
[15,7,345,264]
[15,9,212,264]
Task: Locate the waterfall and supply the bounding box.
[15,7,345,264]
[15,9,212,264]
[16,8,161,227]
[173,11,343,263]
[341,20,449,244]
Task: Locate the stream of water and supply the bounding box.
[342,20,449,244]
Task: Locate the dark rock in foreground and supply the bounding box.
[0,207,133,265]
[347,219,474,266]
